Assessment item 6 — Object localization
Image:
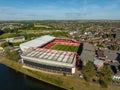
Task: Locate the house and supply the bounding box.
[6,36,25,43]
[69,31,77,35]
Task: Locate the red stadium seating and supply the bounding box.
[43,39,80,49]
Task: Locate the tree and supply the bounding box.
[0,42,9,48]
[98,66,114,88]
[109,45,118,51]
[0,30,4,35]
[82,61,96,81]
[4,48,19,61]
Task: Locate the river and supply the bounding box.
[0,64,65,90]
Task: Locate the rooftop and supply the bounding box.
[20,35,55,49]
[80,42,95,65]
[96,49,105,58]
[104,50,120,61]
[21,48,76,68]
[94,58,104,66]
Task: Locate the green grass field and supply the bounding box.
[0,33,16,39]
[52,44,79,52]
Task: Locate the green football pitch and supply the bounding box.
[51,44,79,52]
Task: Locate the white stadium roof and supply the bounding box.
[20,35,55,51]
[21,48,76,68]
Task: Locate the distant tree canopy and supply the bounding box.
[4,48,19,61]
[98,66,114,88]
[82,61,96,81]
[0,42,14,48]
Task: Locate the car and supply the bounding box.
[79,74,84,79]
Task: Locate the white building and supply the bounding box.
[113,75,120,80]
[21,48,76,74]
[94,58,103,69]
[6,36,25,43]
[20,35,55,52]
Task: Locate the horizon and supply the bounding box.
[1,19,120,22]
[0,0,120,20]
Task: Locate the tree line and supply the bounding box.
[82,61,114,88]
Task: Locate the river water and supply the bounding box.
[0,64,65,90]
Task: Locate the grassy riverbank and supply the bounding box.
[0,57,120,90]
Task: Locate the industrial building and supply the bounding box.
[20,35,80,74]
[80,42,95,65]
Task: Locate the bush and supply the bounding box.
[82,61,96,81]
[4,48,19,61]
[99,80,108,88]
[63,72,66,76]
[98,66,114,88]
[0,42,9,48]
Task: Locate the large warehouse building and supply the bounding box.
[20,35,80,74]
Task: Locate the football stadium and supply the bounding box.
[20,35,81,74]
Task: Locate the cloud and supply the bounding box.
[0,6,14,13]
[65,12,88,19]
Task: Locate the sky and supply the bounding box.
[0,0,120,20]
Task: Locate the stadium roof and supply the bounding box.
[20,35,55,51]
[21,48,76,68]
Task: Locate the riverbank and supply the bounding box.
[0,57,120,90]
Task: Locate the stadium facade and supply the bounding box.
[20,35,80,74]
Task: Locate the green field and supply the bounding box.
[52,44,79,52]
[0,33,16,39]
